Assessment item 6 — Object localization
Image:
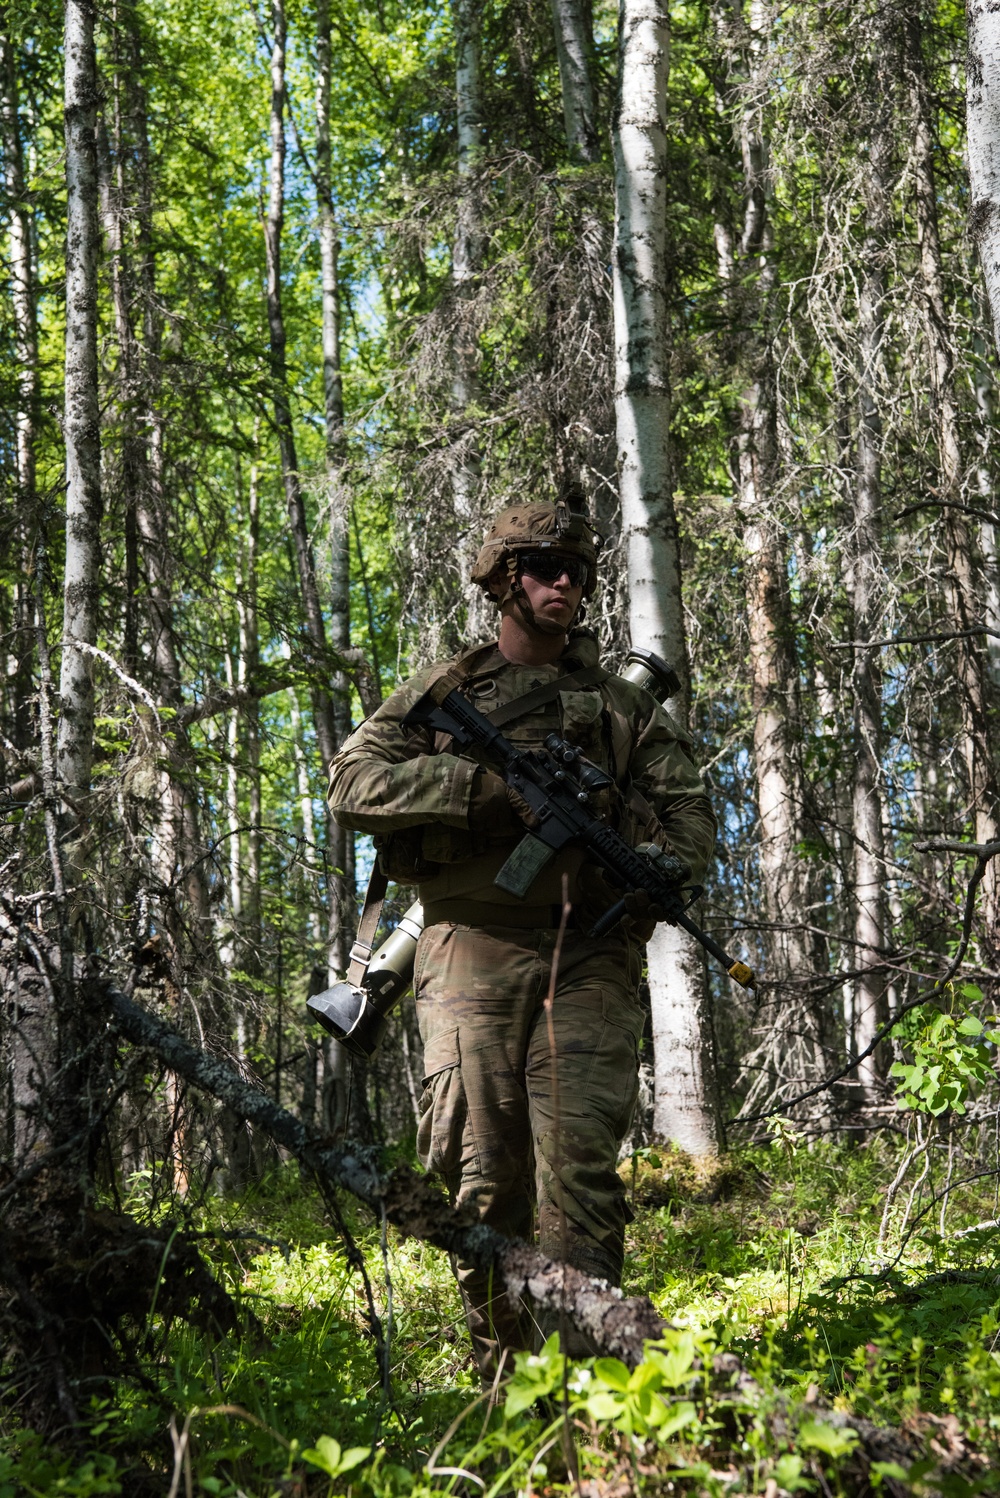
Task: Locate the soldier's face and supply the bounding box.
[517,560,584,630]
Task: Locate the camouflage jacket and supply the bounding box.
[328,631,717,915]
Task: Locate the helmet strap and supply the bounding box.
[508,562,580,638]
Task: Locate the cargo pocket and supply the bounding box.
[598,993,644,1138]
[416,1026,467,1178]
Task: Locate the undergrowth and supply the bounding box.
[3,1137,1000,1496]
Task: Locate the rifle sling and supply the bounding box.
[484,663,608,727]
[346,863,389,989]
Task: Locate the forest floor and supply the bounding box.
[4,1135,1000,1497]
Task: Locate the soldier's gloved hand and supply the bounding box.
[622,850,691,935]
[622,888,675,925]
[468,769,524,835]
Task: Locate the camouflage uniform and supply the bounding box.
[329,630,716,1376]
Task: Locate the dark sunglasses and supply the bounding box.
[518,551,589,589]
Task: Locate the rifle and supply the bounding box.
[402,679,755,989]
[308,649,754,1058]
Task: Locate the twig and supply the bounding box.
[828,625,1000,650]
[71,641,160,714]
[104,981,666,1365]
[543,877,580,1489]
[732,837,998,1127]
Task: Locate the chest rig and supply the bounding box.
[307,644,682,1059]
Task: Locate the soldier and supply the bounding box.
[328,499,716,1381]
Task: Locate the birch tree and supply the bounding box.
[968,0,1000,359]
[265,0,338,778]
[910,13,1000,955]
[847,13,895,1098]
[58,0,102,811]
[316,0,354,975]
[450,0,486,631]
[1,22,37,749]
[550,0,598,162]
[613,0,719,1154]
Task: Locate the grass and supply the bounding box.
[4,1135,1000,1495]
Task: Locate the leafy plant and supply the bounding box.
[890,990,1000,1116]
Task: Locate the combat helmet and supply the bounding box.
[470,496,602,600]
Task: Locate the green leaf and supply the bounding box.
[656,1400,698,1440]
[593,1357,631,1391]
[797,1420,859,1459]
[302,1435,342,1477]
[870,1461,909,1486]
[958,1016,984,1036]
[582,1391,622,1422]
[649,1332,697,1388]
[504,1381,542,1418]
[773,1453,813,1492]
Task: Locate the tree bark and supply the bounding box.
[714,0,813,987]
[613,0,719,1154]
[58,0,102,811]
[106,7,211,938]
[911,17,1000,955]
[848,16,894,1098]
[1,23,38,754]
[316,0,355,977]
[265,0,338,779]
[968,0,1000,359]
[550,0,598,162]
[450,0,487,636]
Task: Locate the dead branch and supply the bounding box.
[104,983,666,1367]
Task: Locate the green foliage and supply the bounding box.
[890,989,1000,1115]
[4,1145,1000,1494]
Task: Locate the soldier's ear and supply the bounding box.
[486,566,507,601]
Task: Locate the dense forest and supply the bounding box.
[4,0,1000,1491]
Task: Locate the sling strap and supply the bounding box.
[350,654,608,987]
[346,862,389,988]
[484,662,608,727]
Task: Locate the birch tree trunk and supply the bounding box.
[316,0,355,978]
[968,0,1000,359]
[58,0,102,811]
[613,0,719,1155]
[550,0,598,162]
[848,22,894,1098]
[1,23,38,751]
[450,0,487,636]
[714,0,814,992]
[105,10,211,937]
[911,19,1000,955]
[265,0,338,779]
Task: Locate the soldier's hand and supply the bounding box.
[468,769,524,835]
[622,888,673,925]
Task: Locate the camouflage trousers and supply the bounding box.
[413,921,644,1381]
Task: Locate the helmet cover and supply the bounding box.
[470,500,601,598]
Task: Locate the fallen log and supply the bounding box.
[105,983,667,1367]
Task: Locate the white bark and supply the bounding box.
[550,0,598,162]
[613,0,718,1155]
[58,0,102,806]
[968,0,1000,361]
[913,25,1000,954]
[2,31,36,525]
[450,0,487,636]
[316,0,355,975]
[849,32,893,1098]
[2,28,37,746]
[265,0,338,778]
